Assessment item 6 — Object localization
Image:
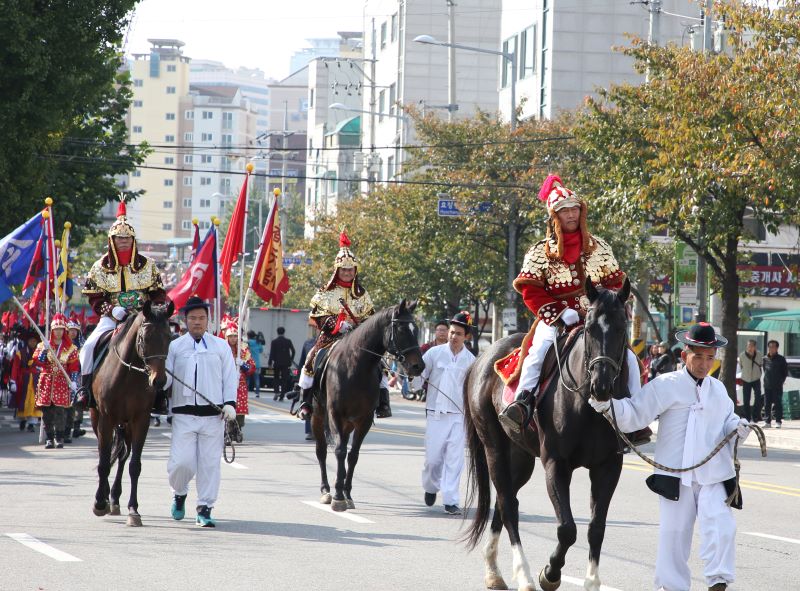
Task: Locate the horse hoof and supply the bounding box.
[320,492,332,505]
[331,499,348,512]
[93,503,110,517]
[539,567,561,591]
[126,513,143,527]
[346,498,355,510]
[109,504,121,516]
[484,574,508,589]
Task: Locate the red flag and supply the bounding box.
[191,221,200,261]
[22,231,46,292]
[168,227,218,311]
[219,172,249,295]
[249,193,290,306]
[24,281,46,319]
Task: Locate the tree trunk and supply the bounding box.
[719,241,740,402]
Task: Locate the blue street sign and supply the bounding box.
[282,257,292,266]
[437,199,461,217]
[305,257,313,265]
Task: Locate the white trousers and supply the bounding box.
[79,315,118,376]
[517,322,641,395]
[167,414,225,508]
[422,412,465,506]
[654,481,736,591]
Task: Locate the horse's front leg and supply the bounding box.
[540,458,577,591]
[343,424,369,510]
[312,412,331,504]
[584,457,623,591]
[330,424,351,513]
[126,417,150,527]
[93,414,114,516]
[109,427,128,516]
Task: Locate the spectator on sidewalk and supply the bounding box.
[648,341,675,382]
[762,340,788,429]
[246,330,264,398]
[737,339,763,422]
[268,327,295,401]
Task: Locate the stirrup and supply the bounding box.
[499,400,530,434]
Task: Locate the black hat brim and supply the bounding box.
[675,330,728,349]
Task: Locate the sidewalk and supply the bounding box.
[650,416,800,452]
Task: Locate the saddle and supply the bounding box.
[92,330,115,373]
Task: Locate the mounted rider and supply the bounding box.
[291,230,392,420]
[74,198,167,409]
[498,174,645,436]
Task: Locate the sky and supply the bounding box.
[125,0,367,80]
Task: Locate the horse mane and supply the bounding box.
[341,306,395,349]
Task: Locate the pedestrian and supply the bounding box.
[737,339,763,423]
[33,315,80,449]
[589,323,751,591]
[420,311,476,515]
[10,329,42,433]
[164,296,238,528]
[648,341,676,382]
[643,344,659,383]
[420,320,449,355]
[246,330,263,398]
[762,340,788,429]
[268,326,294,401]
[222,317,255,441]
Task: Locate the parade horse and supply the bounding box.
[90,300,173,526]
[463,278,632,591]
[311,299,424,512]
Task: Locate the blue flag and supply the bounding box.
[0,212,46,303]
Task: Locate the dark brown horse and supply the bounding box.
[90,300,173,526]
[311,300,424,511]
[463,278,632,591]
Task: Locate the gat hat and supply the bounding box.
[450,311,473,331]
[675,322,728,349]
[333,230,358,270]
[180,296,210,315]
[50,313,68,330]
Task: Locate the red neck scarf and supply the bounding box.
[336,279,353,288]
[116,247,132,267]
[562,230,582,265]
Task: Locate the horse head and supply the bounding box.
[386,299,425,377]
[139,299,175,390]
[583,276,631,402]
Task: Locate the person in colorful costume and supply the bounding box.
[10,329,42,432]
[498,174,643,436]
[75,199,167,408]
[291,231,391,420]
[34,314,80,449]
[66,320,86,439]
[221,317,255,441]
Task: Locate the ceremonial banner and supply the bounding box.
[0,212,46,303]
[249,195,289,306]
[219,172,249,294]
[168,227,218,310]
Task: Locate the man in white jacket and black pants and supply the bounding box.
[590,323,751,591]
[165,296,238,528]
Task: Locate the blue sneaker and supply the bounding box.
[171,494,187,520]
[196,505,215,528]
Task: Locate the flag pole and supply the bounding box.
[11,295,72,385]
[60,221,71,313]
[237,163,254,348]
[43,199,53,339]
[213,216,221,333]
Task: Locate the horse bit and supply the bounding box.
[114,321,167,377]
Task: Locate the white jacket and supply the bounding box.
[611,368,740,486]
[164,332,238,408]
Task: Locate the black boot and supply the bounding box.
[498,389,535,435]
[376,387,392,418]
[74,374,93,411]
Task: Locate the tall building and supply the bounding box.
[289,34,363,74]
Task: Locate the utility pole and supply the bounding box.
[447,0,456,122]
[695,0,712,322]
[368,17,378,192]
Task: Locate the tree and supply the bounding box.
[0,1,147,243]
[574,1,800,397]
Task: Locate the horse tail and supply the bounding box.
[462,363,492,551]
[109,425,129,468]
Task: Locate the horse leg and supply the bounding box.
[483,505,508,590]
[330,424,351,513]
[93,414,114,516]
[312,413,331,504]
[583,458,622,591]
[540,459,577,591]
[109,427,128,516]
[343,422,370,510]
[126,417,150,527]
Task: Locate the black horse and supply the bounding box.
[311,300,424,512]
[90,301,173,526]
[463,278,632,591]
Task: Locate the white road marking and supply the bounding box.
[6,534,81,562]
[222,459,248,470]
[394,409,421,415]
[162,432,172,439]
[301,500,375,524]
[561,575,623,590]
[743,532,800,545]
[793,464,800,468]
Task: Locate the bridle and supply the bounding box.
[386,312,420,363]
[115,318,168,377]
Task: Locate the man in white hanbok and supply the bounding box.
[420,311,476,515]
[589,323,751,591]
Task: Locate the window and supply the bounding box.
[132,125,142,133]
[132,170,141,177]
[202,111,213,119]
[165,113,176,121]
[164,179,174,186]
[222,111,233,129]
[309,88,315,108]
[502,35,518,89]
[520,25,536,78]
[220,178,231,193]
[133,100,143,107]
[387,155,395,179]
[184,154,193,164]
[182,220,192,230]
[200,199,211,208]
[184,132,193,142]
[183,177,192,186]
[201,132,213,141]
[163,200,173,209]
[378,89,385,122]
[133,79,143,87]
[167,65,177,72]
[199,221,210,230]
[201,155,212,164]
[380,21,387,49]
[166,86,176,94]
[389,83,396,115]
[200,177,211,186]
[391,13,398,42]
[182,198,192,208]
[221,134,232,145]
[185,110,194,120]
[162,223,172,231]
[540,0,551,118]
[165,134,175,142]
[165,156,174,164]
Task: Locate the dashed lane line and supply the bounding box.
[743,532,800,545]
[6,534,81,562]
[301,500,375,524]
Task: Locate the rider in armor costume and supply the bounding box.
[291,231,391,420]
[498,175,647,440]
[74,199,167,409]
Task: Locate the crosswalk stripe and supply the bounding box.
[743,532,800,545]
[301,500,374,524]
[6,533,81,562]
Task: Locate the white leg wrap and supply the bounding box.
[584,559,601,591]
[511,543,535,590]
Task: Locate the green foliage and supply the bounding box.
[0,0,147,243]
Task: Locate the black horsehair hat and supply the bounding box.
[675,322,728,349]
[450,311,473,331]
[180,295,210,315]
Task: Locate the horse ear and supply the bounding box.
[398,299,407,313]
[585,277,599,303]
[167,299,175,318]
[407,299,418,314]
[617,277,631,305]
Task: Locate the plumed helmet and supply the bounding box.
[50,313,68,331]
[333,230,358,270]
[221,316,239,338]
[108,197,136,238]
[538,175,583,214]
